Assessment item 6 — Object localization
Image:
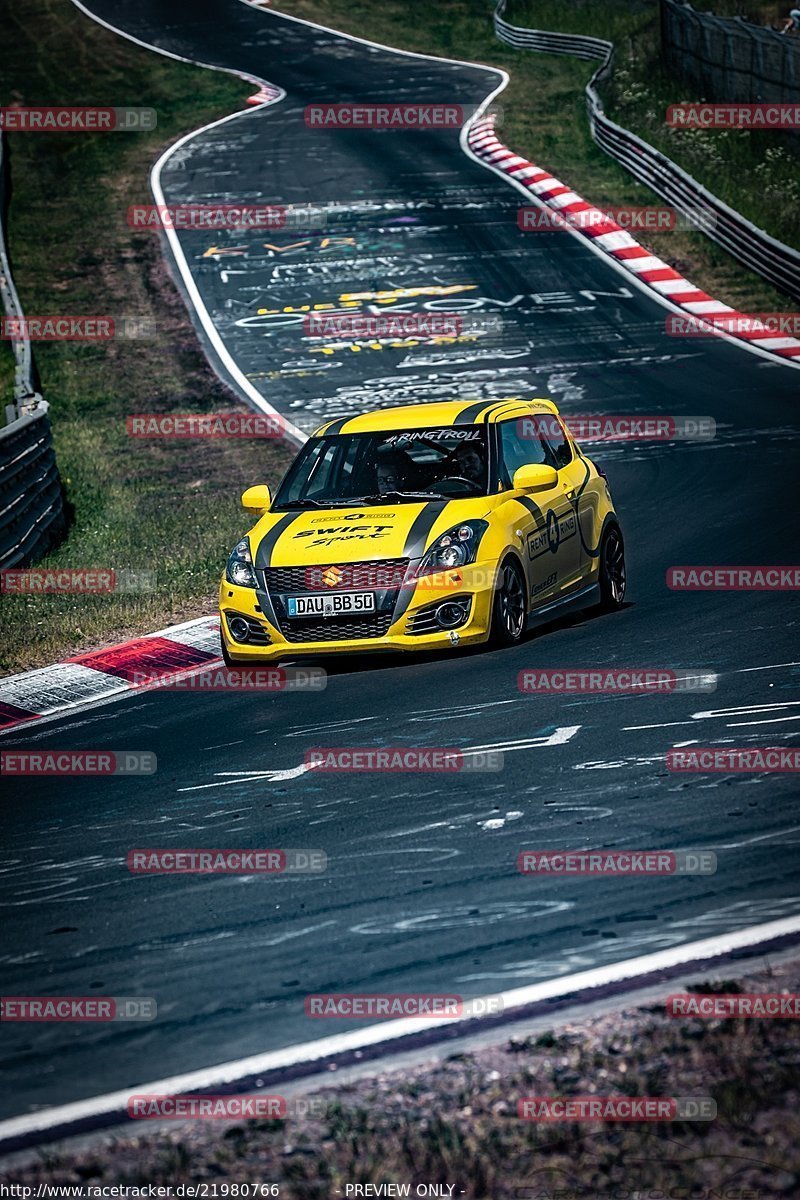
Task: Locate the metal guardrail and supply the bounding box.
[494,0,800,302]
[0,131,65,568]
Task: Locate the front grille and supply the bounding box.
[281,612,393,643]
[263,559,409,593]
[263,558,409,643]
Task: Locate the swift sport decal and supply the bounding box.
[292,523,394,549]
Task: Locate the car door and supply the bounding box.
[538,413,586,593]
[496,417,581,608]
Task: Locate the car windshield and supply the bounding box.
[273,427,489,508]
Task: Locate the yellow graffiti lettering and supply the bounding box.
[338,285,477,302]
[263,240,312,253]
[202,245,247,257]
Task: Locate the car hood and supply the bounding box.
[251,499,491,568]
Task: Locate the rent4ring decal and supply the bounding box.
[527,510,577,559]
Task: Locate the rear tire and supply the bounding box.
[490,558,527,647]
[598,525,626,610]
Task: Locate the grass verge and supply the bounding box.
[5,956,800,1194]
[511,0,800,252]
[0,0,295,676]
[273,0,796,313]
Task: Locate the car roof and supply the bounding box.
[313,398,560,437]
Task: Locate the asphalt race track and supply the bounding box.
[1,0,799,1122]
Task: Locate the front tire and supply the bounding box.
[220,631,237,667]
[598,525,626,610]
[490,558,527,647]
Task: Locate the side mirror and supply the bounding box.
[513,464,558,492]
[241,484,272,514]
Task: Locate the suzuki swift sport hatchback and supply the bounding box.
[219,398,626,663]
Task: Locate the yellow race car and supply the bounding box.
[219,398,625,663]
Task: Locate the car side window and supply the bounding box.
[544,417,573,468]
[498,419,550,487]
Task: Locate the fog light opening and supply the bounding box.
[436,602,467,630]
[228,616,251,643]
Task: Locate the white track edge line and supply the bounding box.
[69,0,308,448]
[460,144,800,371]
[2,913,799,1144]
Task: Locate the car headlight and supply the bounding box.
[225,538,257,588]
[417,520,488,576]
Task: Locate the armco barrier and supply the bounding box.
[494,0,800,302]
[0,132,65,567]
[0,405,64,567]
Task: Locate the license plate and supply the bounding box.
[287,592,376,618]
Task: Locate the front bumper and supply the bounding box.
[219,562,497,662]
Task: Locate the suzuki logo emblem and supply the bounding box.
[322,566,343,587]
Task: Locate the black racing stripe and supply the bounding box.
[255,588,279,628]
[253,513,307,626]
[487,402,524,423]
[321,416,351,436]
[455,400,493,424]
[391,501,449,627]
[402,500,449,559]
[514,495,547,530]
[457,400,516,426]
[254,513,303,568]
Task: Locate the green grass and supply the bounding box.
[274,0,795,313]
[511,0,800,249]
[0,0,295,675]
